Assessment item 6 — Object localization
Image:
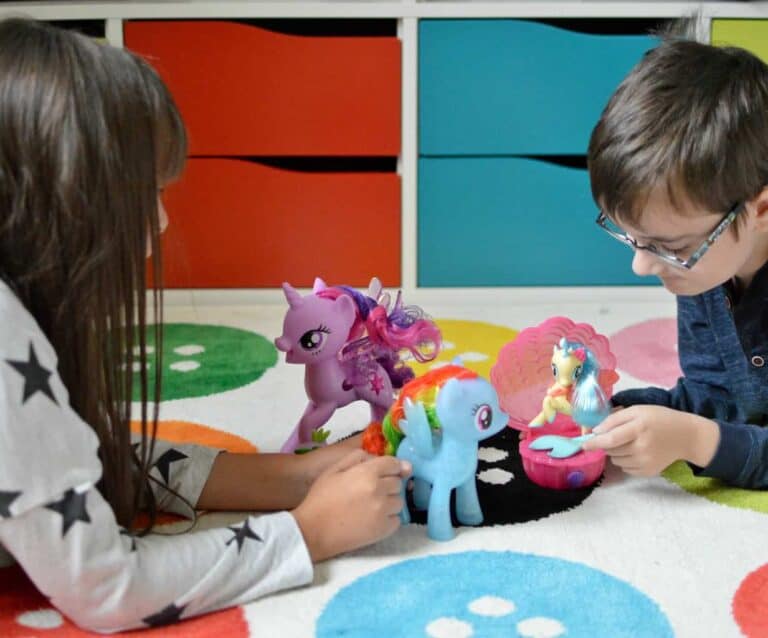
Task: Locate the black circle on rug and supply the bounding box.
[405,426,600,527]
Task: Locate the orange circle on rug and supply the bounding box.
[130,420,259,454]
[0,564,248,637]
[130,420,258,528]
[733,563,768,637]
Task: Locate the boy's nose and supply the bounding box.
[631,249,662,277]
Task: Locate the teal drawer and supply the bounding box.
[419,20,656,155]
[418,157,653,286]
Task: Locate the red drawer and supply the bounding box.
[160,159,401,288]
[125,21,401,156]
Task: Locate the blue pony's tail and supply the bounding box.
[571,370,611,430]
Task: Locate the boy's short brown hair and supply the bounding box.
[588,25,768,232]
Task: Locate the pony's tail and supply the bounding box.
[571,370,611,430]
[376,350,415,390]
[362,422,387,456]
[361,413,403,456]
[365,292,441,364]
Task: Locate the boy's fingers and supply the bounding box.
[602,442,635,457]
[591,408,635,435]
[586,423,638,451]
[609,454,642,471]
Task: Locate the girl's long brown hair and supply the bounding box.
[0,18,187,529]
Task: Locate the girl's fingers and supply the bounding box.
[328,449,371,473]
[381,476,405,496]
[370,455,412,478]
[386,495,405,515]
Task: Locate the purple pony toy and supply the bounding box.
[275,277,442,453]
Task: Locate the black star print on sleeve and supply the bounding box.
[0,490,21,518]
[5,342,57,405]
[142,602,187,627]
[45,489,91,537]
[226,519,263,553]
[153,449,189,484]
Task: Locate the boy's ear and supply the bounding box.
[747,186,768,231]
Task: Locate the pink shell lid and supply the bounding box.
[490,316,619,434]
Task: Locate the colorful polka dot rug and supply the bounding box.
[2,297,766,637]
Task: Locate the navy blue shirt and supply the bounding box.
[612,259,768,488]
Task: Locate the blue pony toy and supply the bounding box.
[362,363,508,541]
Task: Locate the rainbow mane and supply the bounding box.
[371,365,478,456]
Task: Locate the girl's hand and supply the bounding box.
[298,433,364,484]
[581,405,720,477]
[291,450,411,562]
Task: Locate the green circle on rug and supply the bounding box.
[132,323,277,401]
[663,461,768,514]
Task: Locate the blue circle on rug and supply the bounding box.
[316,551,673,637]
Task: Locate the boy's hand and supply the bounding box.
[581,405,720,476]
[291,450,411,562]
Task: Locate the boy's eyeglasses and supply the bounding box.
[596,202,744,270]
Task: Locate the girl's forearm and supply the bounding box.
[196,452,312,511]
[196,434,364,512]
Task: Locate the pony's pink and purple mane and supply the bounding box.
[316,284,441,389]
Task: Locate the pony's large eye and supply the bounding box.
[299,329,328,351]
[573,365,582,381]
[551,363,558,378]
[474,404,492,430]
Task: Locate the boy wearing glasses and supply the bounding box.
[581,35,768,488]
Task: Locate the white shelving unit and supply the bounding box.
[1,1,765,307]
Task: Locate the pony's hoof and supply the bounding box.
[427,526,455,542]
[457,511,483,526]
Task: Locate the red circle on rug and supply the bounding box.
[733,563,768,637]
[0,420,255,635]
[610,318,682,388]
[0,564,248,636]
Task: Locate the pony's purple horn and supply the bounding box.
[282,282,303,309]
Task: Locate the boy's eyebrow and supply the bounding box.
[625,221,696,243]
[640,232,695,243]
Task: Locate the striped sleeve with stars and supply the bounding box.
[0,281,313,632]
[130,436,224,519]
